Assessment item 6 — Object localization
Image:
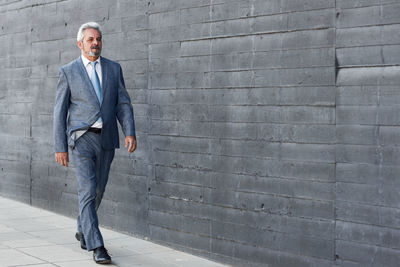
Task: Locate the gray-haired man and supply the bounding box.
[54,22,136,264]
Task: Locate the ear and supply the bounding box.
[77,41,83,50]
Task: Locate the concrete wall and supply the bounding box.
[0,0,400,266]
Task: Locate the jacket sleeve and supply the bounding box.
[53,68,70,152]
[116,65,136,137]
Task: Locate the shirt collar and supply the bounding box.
[81,55,101,67]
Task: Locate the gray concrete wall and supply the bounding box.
[0,0,399,266]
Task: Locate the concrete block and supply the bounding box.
[210,105,281,123]
[337,200,400,232]
[252,48,335,69]
[210,70,253,87]
[179,23,211,40]
[281,0,335,12]
[180,5,210,25]
[283,28,335,49]
[383,183,400,207]
[288,9,335,30]
[149,10,180,29]
[281,234,333,260]
[179,121,212,137]
[281,143,335,163]
[150,180,203,202]
[177,72,208,88]
[379,126,400,146]
[280,86,335,105]
[212,1,252,21]
[337,6,381,28]
[336,220,400,249]
[282,106,335,124]
[125,29,149,43]
[149,210,210,235]
[212,53,242,71]
[155,165,211,186]
[149,89,206,104]
[336,46,384,67]
[272,160,336,182]
[149,224,211,252]
[382,3,400,24]
[336,163,379,184]
[207,88,279,105]
[336,144,378,164]
[253,0,281,16]
[150,42,180,58]
[337,125,377,145]
[150,57,178,73]
[150,135,212,154]
[380,165,400,186]
[180,39,210,57]
[253,14,287,33]
[336,0,380,9]
[383,45,400,65]
[336,182,380,204]
[218,139,280,158]
[0,114,30,137]
[336,106,378,125]
[383,24,400,44]
[336,86,379,106]
[336,26,381,47]
[149,72,177,89]
[150,25,180,43]
[378,106,400,126]
[148,0,211,14]
[336,240,400,267]
[211,122,258,140]
[283,124,336,144]
[255,29,334,51]
[211,155,274,177]
[212,18,253,37]
[121,15,148,32]
[212,35,253,54]
[257,67,335,87]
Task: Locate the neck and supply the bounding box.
[82,54,99,62]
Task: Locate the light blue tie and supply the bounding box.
[90,61,102,103]
[90,61,102,124]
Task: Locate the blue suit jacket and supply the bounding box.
[53,56,135,152]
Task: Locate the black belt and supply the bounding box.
[87,127,102,134]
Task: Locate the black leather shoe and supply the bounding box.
[75,232,87,250]
[93,246,111,264]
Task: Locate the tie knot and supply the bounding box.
[90,61,97,67]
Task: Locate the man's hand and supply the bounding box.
[125,136,137,153]
[55,152,69,167]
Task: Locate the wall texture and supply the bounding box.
[1,0,400,266]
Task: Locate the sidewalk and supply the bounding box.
[0,196,228,267]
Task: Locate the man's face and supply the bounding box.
[78,28,102,59]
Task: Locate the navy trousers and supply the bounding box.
[71,131,115,251]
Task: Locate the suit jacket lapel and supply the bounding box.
[100,56,107,106]
[76,57,101,106]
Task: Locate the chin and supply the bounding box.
[86,51,101,57]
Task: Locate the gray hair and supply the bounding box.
[77,22,102,42]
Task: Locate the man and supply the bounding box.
[53,22,136,264]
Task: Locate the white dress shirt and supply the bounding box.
[81,55,103,129]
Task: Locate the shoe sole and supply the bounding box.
[94,259,111,264]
